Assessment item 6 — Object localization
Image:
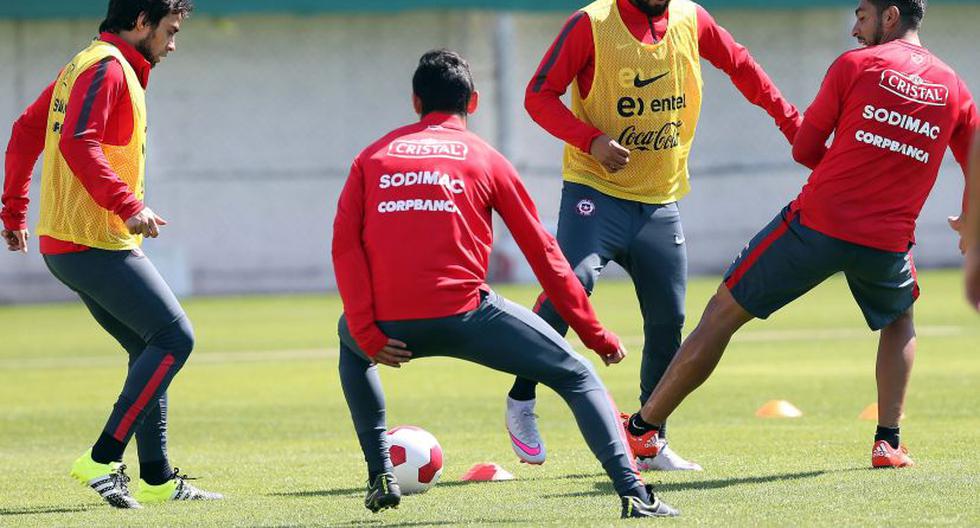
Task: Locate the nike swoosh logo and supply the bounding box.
[509,431,542,457]
[634,71,669,88]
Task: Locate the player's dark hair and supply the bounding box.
[412,49,475,116]
[868,0,927,30]
[99,0,194,34]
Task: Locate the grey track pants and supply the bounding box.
[338,290,642,496]
[44,248,193,462]
[514,181,687,407]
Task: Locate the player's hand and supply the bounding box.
[966,247,980,312]
[601,341,628,366]
[590,134,630,173]
[125,207,168,238]
[372,339,413,368]
[1,229,29,253]
[948,215,966,254]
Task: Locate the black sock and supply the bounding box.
[139,460,174,486]
[657,422,668,440]
[621,484,651,503]
[508,380,537,401]
[91,432,125,465]
[875,426,900,449]
[627,413,661,437]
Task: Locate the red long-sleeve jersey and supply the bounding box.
[1,33,150,254]
[332,112,620,358]
[526,0,801,154]
[791,40,978,252]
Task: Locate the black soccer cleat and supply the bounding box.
[621,484,680,518]
[364,472,401,513]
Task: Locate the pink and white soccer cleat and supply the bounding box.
[506,397,546,465]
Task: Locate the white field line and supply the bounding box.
[0,325,967,371]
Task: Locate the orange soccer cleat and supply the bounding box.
[871,440,914,468]
[621,413,665,459]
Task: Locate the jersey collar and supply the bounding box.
[99,32,152,88]
[420,112,467,131]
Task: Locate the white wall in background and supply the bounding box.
[1,6,976,302]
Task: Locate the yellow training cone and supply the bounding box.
[858,403,905,421]
[755,400,803,418]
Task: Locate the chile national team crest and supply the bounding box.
[576,199,596,217]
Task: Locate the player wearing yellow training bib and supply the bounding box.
[504,0,802,472]
[0,0,221,509]
[563,0,703,203]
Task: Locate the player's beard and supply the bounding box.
[868,17,886,46]
[632,0,671,18]
[135,30,160,67]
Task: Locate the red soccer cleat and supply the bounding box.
[871,440,914,468]
[620,413,666,459]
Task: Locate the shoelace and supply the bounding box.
[171,468,198,482]
[112,464,133,495]
[514,410,540,438]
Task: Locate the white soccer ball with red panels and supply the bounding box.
[386,425,443,495]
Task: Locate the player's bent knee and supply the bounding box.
[149,316,195,363]
[703,285,753,329]
[549,355,601,394]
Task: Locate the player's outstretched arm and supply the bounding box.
[490,154,624,360]
[1,81,56,253]
[332,159,391,358]
[696,6,802,143]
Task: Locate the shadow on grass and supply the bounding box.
[323,520,529,527]
[273,472,606,498]
[0,505,95,516]
[250,520,529,528]
[542,468,851,498]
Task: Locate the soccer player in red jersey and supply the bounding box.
[965,135,980,311]
[620,0,977,470]
[333,49,678,518]
[1,0,220,508]
[506,0,801,472]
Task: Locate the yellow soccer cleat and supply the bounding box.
[69,449,142,509]
[134,468,224,503]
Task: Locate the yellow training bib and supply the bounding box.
[563,0,703,204]
[37,39,147,250]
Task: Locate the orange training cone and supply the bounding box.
[755,400,803,418]
[461,463,515,482]
[859,403,905,421]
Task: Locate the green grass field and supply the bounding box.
[1,270,979,527]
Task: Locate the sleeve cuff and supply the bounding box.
[580,328,619,357]
[578,129,605,154]
[355,327,389,358]
[0,212,27,231]
[117,200,144,221]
